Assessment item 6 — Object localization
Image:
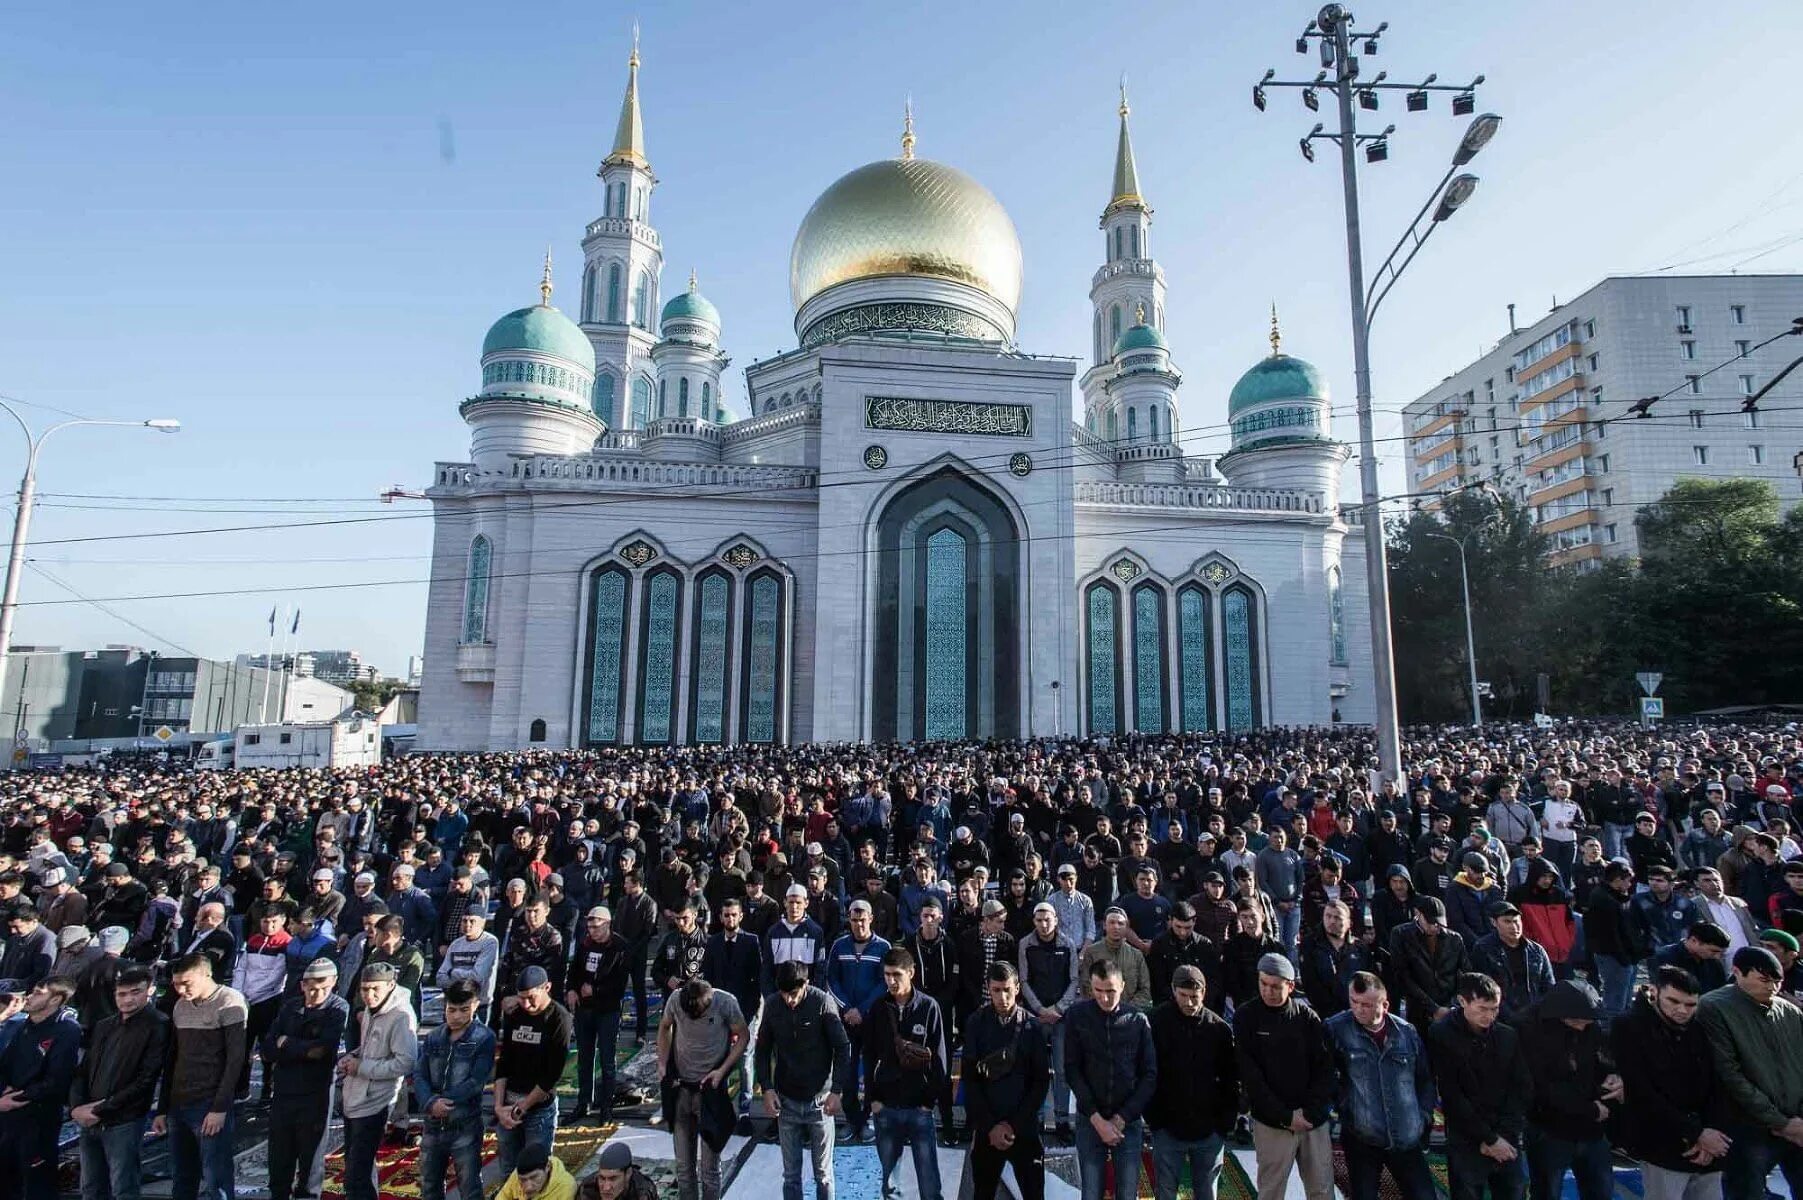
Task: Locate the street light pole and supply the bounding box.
[1423,530,1481,726]
[0,405,180,692]
[1253,4,1492,780]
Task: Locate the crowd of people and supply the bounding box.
[0,723,1797,1200]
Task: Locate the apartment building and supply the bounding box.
[1402,274,1803,566]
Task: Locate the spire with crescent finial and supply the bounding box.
[1105,75,1147,217]
[603,26,649,170]
[900,96,916,161]
[688,268,698,292]
[1269,302,1283,357]
[539,246,554,307]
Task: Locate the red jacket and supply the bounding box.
[1517,895,1577,964]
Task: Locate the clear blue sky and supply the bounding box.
[3,0,1800,675]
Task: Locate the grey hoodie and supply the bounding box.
[340,985,418,1119]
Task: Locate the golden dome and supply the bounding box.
[789,157,1023,316]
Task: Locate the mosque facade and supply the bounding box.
[416,44,1375,750]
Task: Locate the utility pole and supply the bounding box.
[1253,4,1494,780]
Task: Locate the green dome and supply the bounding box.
[1113,321,1167,356]
[661,288,720,328]
[481,304,596,372]
[1228,353,1327,416]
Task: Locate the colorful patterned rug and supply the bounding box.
[318,1122,617,1200]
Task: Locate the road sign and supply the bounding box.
[1640,696,1664,723]
[1637,672,1663,696]
[152,725,175,743]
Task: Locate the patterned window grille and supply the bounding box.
[461,536,491,644]
[1223,585,1261,732]
[594,374,616,426]
[923,528,968,740]
[1328,566,1348,665]
[1087,584,1119,735]
[692,573,730,744]
[638,572,680,743]
[586,568,627,744]
[1132,584,1164,733]
[631,378,652,429]
[744,575,781,743]
[607,264,623,322]
[1178,585,1213,732]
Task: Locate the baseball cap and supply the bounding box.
[1256,953,1297,982]
[586,906,610,920]
[1760,929,1800,953]
[1487,901,1520,919]
[1056,864,1077,878]
[847,899,872,916]
[785,883,808,899]
[515,965,550,991]
[1414,896,1447,921]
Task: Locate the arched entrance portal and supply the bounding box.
[872,466,1021,741]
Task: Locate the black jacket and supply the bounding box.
[1584,885,1640,963]
[1611,992,1732,1172]
[1146,932,1224,1013]
[1064,997,1157,1121]
[955,928,1018,1015]
[754,986,850,1101]
[961,1003,1051,1135]
[1233,996,1335,1129]
[1147,1001,1238,1139]
[1427,1009,1532,1146]
[1517,981,1613,1137]
[262,993,351,1111]
[1221,932,1287,1009]
[701,930,764,1020]
[1299,933,1374,1017]
[1386,924,1468,1023]
[864,988,949,1109]
[566,933,631,1012]
[70,1005,170,1125]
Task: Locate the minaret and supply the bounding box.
[1081,82,1171,450]
[580,27,665,431]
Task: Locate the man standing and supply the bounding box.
[1235,953,1334,1200]
[262,959,349,1200]
[337,963,418,1200]
[1146,965,1236,1200]
[567,908,630,1122]
[1018,902,1079,1140]
[763,884,828,992]
[1299,900,1372,1018]
[1518,981,1619,1200]
[1065,960,1156,1200]
[1612,965,1734,1200]
[1428,973,1533,1200]
[963,962,1051,1200]
[756,960,849,1200]
[1469,902,1555,1026]
[437,909,500,1020]
[703,896,765,1125]
[653,902,709,1008]
[72,965,169,1200]
[493,967,573,1182]
[1696,946,1803,1200]
[415,980,495,1200]
[0,978,81,1200]
[900,897,961,1138]
[1077,908,1152,1009]
[864,947,950,1200]
[1326,973,1437,1200]
[1694,870,1760,955]
[1254,830,1305,956]
[659,978,748,1200]
[1387,897,1469,1028]
[154,954,249,1200]
[825,898,889,1142]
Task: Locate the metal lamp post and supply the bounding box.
[1253,4,1497,779]
[0,404,180,689]
[1422,529,1482,726]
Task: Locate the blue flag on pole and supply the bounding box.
[290,609,301,635]
[267,606,277,635]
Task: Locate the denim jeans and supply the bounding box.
[168,1102,237,1200]
[1594,954,1636,1017]
[777,1095,835,1200]
[1277,905,1302,958]
[1038,1022,1069,1127]
[1527,1129,1614,1200]
[493,1101,558,1185]
[874,1105,942,1200]
[418,1121,485,1200]
[841,1023,869,1133]
[1075,1116,1144,1200]
[1722,1126,1803,1200]
[1446,1138,1528,1200]
[1603,824,1632,862]
[574,1007,623,1115]
[672,1086,723,1200]
[265,1107,328,1200]
[970,1128,1045,1200]
[339,1114,386,1200]
[1151,1129,1223,1200]
[1342,1139,1437,1200]
[80,1118,146,1200]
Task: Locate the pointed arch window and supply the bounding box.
[1131,583,1166,733]
[632,271,650,328]
[1113,226,1124,261]
[1127,408,1138,442]
[657,378,666,417]
[1328,566,1348,665]
[462,536,491,644]
[1110,305,1123,347]
[1223,583,1262,732]
[923,527,969,740]
[741,570,786,743]
[1106,410,1118,442]
[593,373,616,425]
[581,265,596,322]
[606,264,623,323]
[1128,225,1140,258]
[690,570,732,744]
[701,381,713,419]
[1148,407,1159,441]
[678,377,690,418]
[584,566,629,744]
[636,569,681,744]
[631,377,652,429]
[1177,584,1214,731]
[1086,583,1121,735]
[1093,312,1104,363]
